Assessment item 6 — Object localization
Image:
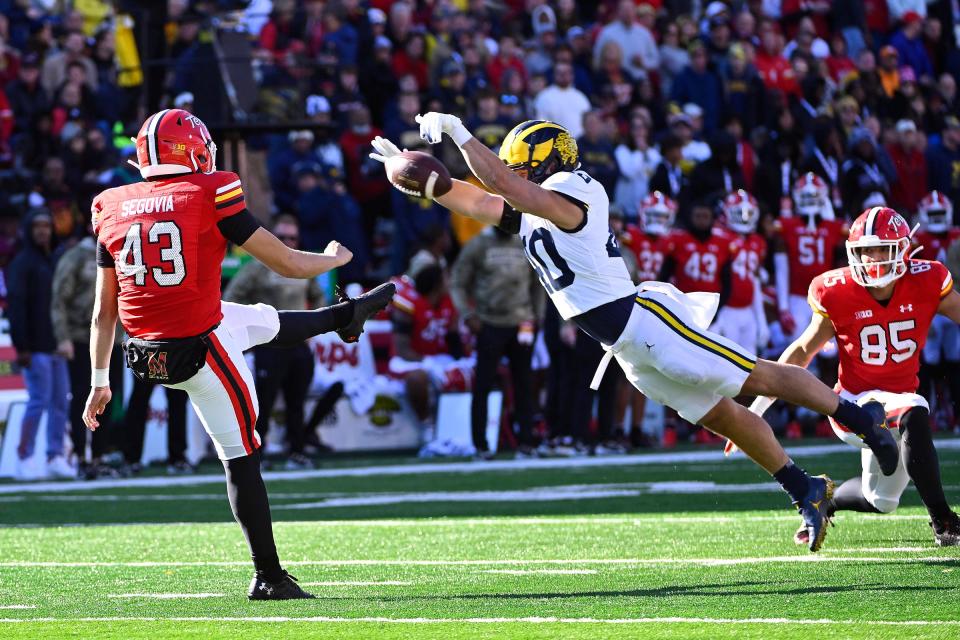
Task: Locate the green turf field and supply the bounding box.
[0,440,958,639]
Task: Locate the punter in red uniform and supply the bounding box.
[764,206,960,546]
[82,108,396,599]
[389,264,467,443]
[624,191,675,282]
[710,190,769,353]
[773,172,848,342]
[913,191,960,423]
[658,199,733,295]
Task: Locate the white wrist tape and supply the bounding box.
[450,122,473,147]
[92,368,110,387]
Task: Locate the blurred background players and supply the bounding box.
[224,215,323,470]
[451,224,543,459]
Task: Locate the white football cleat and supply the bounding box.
[15,456,48,481]
[46,455,75,479]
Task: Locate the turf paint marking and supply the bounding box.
[2,556,954,568]
[107,593,225,599]
[8,441,958,494]
[482,569,599,575]
[2,616,960,626]
[300,581,413,586]
[0,605,35,610]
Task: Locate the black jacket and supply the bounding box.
[6,210,58,354]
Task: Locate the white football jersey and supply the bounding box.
[518,169,636,319]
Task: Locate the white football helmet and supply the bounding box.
[639,191,677,236]
[917,190,954,234]
[722,189,760,234]
[792,172,834,228]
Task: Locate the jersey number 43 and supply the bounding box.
[118,221,186,287]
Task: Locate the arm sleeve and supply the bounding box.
[96,242,115,267]
[217,209,262,245]
[807,276,829,318]
[496,203,521,235]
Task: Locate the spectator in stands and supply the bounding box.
[525,6,558,77]
[322,4,359,67]
[359,36,398,126]
[339,105,388,236]
[486,35,526,92]
[886,119,928,213]
[432,58,470,116]
[392,32,429,91]
[755,128,803,217]
[534,61,591,139]
[889,11,934,81]
[451,226,543,459]
[6,53,48,141]
[649,133,687,204]
[305,95,344,170]
[269,130,318,213]
[577,109,620,198]
[722,43,766,133]
[614,118,661,213]
[224,215,323,470]
[592,0,659,81]
[841,127,891,214]
[927,115,960,207]
[51,222,124,479]
[671,41,723,133]
[754,20,798,97]
[466,91,512,152]
[7,209,71,480]
[658,20,689,98]
[41,30,96,96]
[687,131,745,212]
[331,65,366,129]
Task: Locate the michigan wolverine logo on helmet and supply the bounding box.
[498,120,579,184]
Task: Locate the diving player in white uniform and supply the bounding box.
[369,113,897,552]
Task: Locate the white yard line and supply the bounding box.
[108,593,224,599]
[1,616,960,626]
[0,556,953,568]
[7,441,957,495]
[300,581,413,586]
[0,605,35,610]
[482,569,598,575]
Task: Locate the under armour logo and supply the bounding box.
[147,351,169,380]
[899,304,913,313]
[259,584,274,595]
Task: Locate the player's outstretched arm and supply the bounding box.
[83,267,119,431]
[415,112,583,231]
[242,228,352,279]
[368,135,505,226]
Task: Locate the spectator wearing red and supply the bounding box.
[826,33,856,83]
[754,21,798,97]
[886,119,927,213]
[0,37,20,88]
[392,32,429,91]
[339,105,388,235]
[485,36,526,92]
[257,0,305,65]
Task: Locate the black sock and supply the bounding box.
[223,454,284,582]
[832,476,881,513]
[831,399,873,437]
[267,304,354,348]
[902,408,952,521]
[773,461,811,504]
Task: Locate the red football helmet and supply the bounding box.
[639,191,677,236]
[792,172,833,227]
[722,189,760,234]
[846,206,918,287]
[917,190,954,233]
[135,108,217,179]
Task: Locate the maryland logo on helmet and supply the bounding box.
[498,120,579,183]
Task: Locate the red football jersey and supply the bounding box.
[93,171,247,339]
[808,260,953,394]
[391,289,457,357]
[727,232,767,308]
[623,226,667,282]
[914,229,960,264]
[777,217,847,296]
[663,228,733,293]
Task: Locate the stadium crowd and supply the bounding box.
[3,0,960,478]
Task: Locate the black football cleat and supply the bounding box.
[931,512,960,547]
[335,282,396,343]
[859,401,900,476]
[248,571,316,600]
[793,474,835,552]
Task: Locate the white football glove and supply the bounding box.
[415,112,472,146]
[368,136,404,164]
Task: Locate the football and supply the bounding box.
[385,150,453,200]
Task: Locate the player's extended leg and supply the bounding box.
[901,407,960,546]
[699,397,835,552]
[743,360,898,474]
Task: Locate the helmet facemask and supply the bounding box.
[846,236,910,288]
[726,203,759,234]
[920,207,950,234]
[641,206,674,236]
